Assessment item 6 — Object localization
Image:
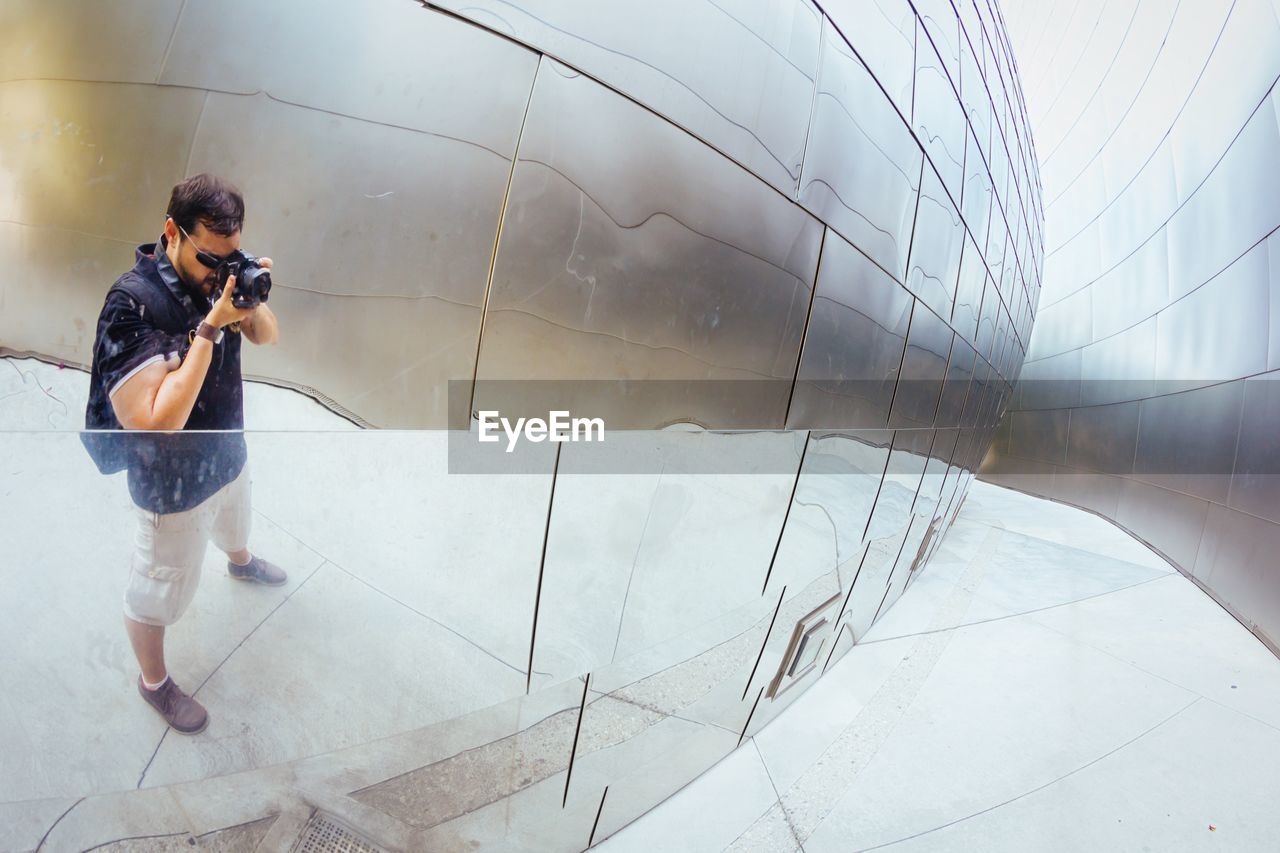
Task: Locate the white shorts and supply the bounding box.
[123,464,252,627]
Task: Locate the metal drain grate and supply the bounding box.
[292,812,386,853]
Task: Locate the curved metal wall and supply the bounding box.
[0,0,1042,845]
[985,0,1280,654]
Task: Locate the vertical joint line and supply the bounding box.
[783,228,829,428]
[743,586,787,701]
[761,436,811,595]
[468,54,542,419]
[526,439,561,694]
[738,686,766,748]
[156,0,189,84]
[563,672,591,808]
[861,430,898,543]
[886,299,917,426]
[795,14,827,199]
[588,786,610,848]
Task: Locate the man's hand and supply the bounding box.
[207,273,254,329]
[240,258,280,345]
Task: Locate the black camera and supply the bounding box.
[214,251,272,309]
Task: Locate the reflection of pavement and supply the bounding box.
[604,482,1280,852]
[8,355,1278,849]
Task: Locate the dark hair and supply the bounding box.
[166,173,244,237]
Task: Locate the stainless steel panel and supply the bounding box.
[0,79,205,243]
[839,434,922,640]
[0,0,183,84]
[974,274,1001,362]
[906,163,964,322]
[767,430,892,598]
[952,232,986,345]
[184,90,517,427]
[913,0,961,72]
[1228,374,1280,525]
[428,0,822,197]
[1013,345,1085,412]
[1269,231,1280,370]
[1166,77,1280,302]
[569,675,743,845]
[1193,505,1280,648]
[889,302,951,428]
[0,224,135,366]
[978,448,1058,497]
[531,430,801,688]
[1008,408,1069,466]
[1113,476,1210,571]
[1050,469,1124,520]
[1064,400,1140,475]
[877,428,932,530]
[822,0,916,117]
[800,20,923,281]
[935,336,977,428]
[1154,238,1271,390]
[788,230,913,429]
[247,431,554,692]
[1133,381,1244,505]
[962,359,993,430]
[477,61,823,429]
[912,38,967,203]
[1078,316,1157,407]
[962,128,993,251]
[910,428,957,524]
[984,209,1008,302]
[163,0,539,156]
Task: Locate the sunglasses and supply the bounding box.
[177,223,230,269]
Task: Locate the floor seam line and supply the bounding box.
[253,507,536,678]
[1024,614,1280,737]
[857,572,1173,646]
[850,697,1202,852]
[134,559,325,790]
[752,739,806,850]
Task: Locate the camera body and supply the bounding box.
[214,251,272,309]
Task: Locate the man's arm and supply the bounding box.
[110,275,251,431]
[111,338,217,430]
[241,303,279,345]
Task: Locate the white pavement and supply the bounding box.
[602,482,1280,852]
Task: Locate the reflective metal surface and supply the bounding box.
[787,230,913,429]
[474,59,822,429]
[989,0,1280,657]
[800,19,923,281]
[1,0,1042,844]
[424,0,823,198]
[889,302,952,428]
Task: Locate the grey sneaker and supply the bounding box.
[138,676,208,734]
[228,555,287,586]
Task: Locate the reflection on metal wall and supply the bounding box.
[986,0,1280,655]
[0,0,1041,846]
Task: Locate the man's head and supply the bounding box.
[162,174,244,298]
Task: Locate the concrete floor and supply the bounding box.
[4,356,1280,850]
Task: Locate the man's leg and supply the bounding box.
[123,502,214,733]
[124,616,166,685]
[215,465,287,585]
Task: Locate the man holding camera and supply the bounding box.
[86,174,284,735]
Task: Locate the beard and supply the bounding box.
[176,260,217,302]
